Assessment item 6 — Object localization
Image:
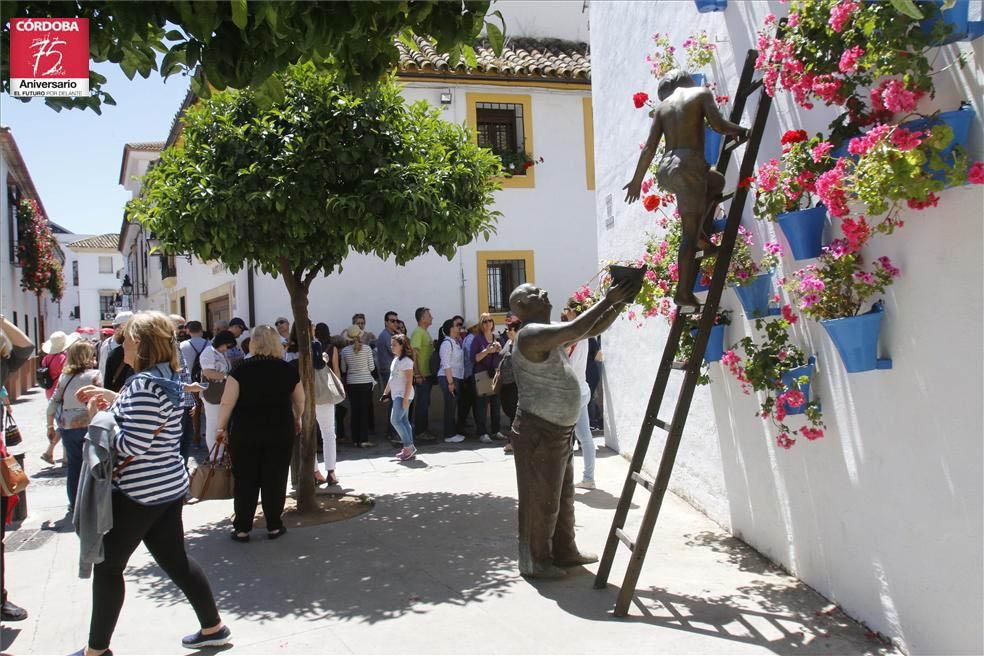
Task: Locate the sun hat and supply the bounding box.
[112,310,134,327]
[345,325,364,341]
[41,331,70,354]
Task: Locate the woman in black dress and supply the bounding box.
[215,325,303,542]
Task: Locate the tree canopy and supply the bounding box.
[129,64,501,509]
[1,0,501,113]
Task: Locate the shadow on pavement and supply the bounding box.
[127,491,519,625]
[573,488,638,511]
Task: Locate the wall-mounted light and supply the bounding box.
[440,89,453,105]
[120,274,134,297]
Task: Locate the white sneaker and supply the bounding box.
[479,434,493,443]
[575,479,596,490]
[494,431,509,441]
[444,434,466,443]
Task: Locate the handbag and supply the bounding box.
[202,378,226,404]
[314,366,346,405]
[188,442,234,501]
[2,407,22,448]
[475,369,495,397]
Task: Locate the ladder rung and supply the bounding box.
[717,191,735,203]
[653,418,670,431]
[615,528,635,552]
[671,360,689,370]
[631,471,657,493]
[723,139,741,155]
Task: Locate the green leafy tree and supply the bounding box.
[1,1,503,113]
[130,65,501,511]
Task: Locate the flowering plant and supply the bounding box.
[720,228,783,287]
[646,30,717,79]
[755,1,949,138]
[568,283,601,315]
[783,246,901,321]
[722,310,825,449]
[499,150,543,177]
[752,130,830,219]
[16,198,64,301]
[814,120,968,232]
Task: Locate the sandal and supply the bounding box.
[267,527,287,540]
[314,471,327,484]
[40,453,55,465]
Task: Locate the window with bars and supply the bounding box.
[476,102,528,176]
[485,259,528,314]
[99,294,116,322]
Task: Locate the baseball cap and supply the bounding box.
[112,310,134,327]
[229,317,248,330]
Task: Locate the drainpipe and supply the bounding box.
[247,266,256,328]
[459,254,467,318]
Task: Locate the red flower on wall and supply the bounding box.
[633,92,650,108]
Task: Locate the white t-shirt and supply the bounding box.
[199,344,229,375]
[438,338,464,379]
[389,357,415,400]
[567,339,590,397]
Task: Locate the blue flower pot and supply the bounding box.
[710,217,728,233]
[691,324,726,362]
[690,73,706,87]
[779,356,815,415]
[903,105,976,182]
[693,270,713,293]
[920,0,984,44]
[705,127,723,166]
[777,205,827,260]
[695,0,727,12]
[733,273,781,319]
[821,302,893,373]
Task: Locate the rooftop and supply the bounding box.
[67,233,119,250]
[396,36,590,83]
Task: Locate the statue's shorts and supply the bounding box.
[512,409,579,575]
[656,148,709,216]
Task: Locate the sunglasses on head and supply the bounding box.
[482,319,494,324]
[453,322,463,327]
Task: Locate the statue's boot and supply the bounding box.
[521,561,569,580]
[674,293,702,308]
[555,551,599,567]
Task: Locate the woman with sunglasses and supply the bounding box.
[471,313,504,443]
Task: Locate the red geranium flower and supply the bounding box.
[780,129,808,146]
[737,176,755,189]
[633,92,650,109]
[642,195,660,211]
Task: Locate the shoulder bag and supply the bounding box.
[202,377,226,404]
[314,366,346,405]
[188,441,234,502]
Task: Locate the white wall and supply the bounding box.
[590,2,983,654]
[70,248,125,328]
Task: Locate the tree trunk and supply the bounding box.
[281,264,318,514]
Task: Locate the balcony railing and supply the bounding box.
[160,254,177,280]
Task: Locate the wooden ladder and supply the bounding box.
[593,49,775,617]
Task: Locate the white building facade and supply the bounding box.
[589,2,982,654]
[63,234,125,329]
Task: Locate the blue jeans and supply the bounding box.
[475,392,501,436]
[438,377,462,438]
[573,396,595,482]
[390,399,415,448]
[180,407,194,465]
[61,427,87,509]
[413,377,434,434]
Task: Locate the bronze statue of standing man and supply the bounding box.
[509,278,641,579]
[624,69,749,307]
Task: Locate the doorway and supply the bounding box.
[205,296,230,333]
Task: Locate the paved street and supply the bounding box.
[2,388,894,655]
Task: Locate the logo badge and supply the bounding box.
[10,18,89,98]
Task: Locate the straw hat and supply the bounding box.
[41,331,80,354]
[345,325,364,342]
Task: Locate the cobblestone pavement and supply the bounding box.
[2,387,895,655]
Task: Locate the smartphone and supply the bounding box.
[197,381,210,389]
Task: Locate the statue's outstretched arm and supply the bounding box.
[701,90,748,138]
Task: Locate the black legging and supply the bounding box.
[346,383,374,445]
[89,491,220,650]
[229,433,292,533]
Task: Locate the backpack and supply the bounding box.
[428,339,444,377]
[36,354,57,390]
[189,341,206,383]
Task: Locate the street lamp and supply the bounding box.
[120,274,134,297]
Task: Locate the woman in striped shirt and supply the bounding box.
[74,312,229,654]
[339,325,376,448]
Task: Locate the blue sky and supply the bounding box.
[1,62,189,236]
